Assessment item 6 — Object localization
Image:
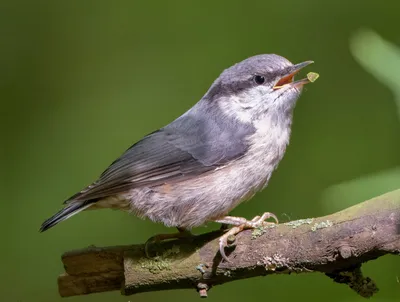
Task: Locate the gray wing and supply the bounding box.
[65,102,255,203]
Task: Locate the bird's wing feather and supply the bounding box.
[65,102,255,203]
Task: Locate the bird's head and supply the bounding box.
[205,54,314,124]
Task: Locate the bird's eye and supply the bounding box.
[254,75,265,85]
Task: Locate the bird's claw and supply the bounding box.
[218,212,279,262]
[219,225,243,262]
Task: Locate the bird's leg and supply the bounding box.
[215,212,279,262]
[144,227,192,258]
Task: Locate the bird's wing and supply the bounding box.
[65,104,255,203]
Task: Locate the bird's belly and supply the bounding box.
[125,157,277,229]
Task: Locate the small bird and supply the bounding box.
[40,54,315,261]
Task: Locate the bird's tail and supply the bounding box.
[40,201,94,232]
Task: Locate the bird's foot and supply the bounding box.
[144,228,191,258]
[215,212,278,262]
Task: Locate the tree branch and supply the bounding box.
[58,189,400,298]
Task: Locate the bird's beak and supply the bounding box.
[273,60,314,90]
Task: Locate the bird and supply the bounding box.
[40,54,315,262]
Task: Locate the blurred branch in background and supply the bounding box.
[321,29,400,211]
[58,189,400,299]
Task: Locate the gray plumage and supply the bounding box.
[40,54,312,232]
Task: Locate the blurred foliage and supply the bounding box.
[322,30,400,210]
[1,1,399,301]
[350,29,400,109]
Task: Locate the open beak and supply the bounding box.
[273,60,314,90]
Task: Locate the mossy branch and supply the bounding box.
[58,189,400,298]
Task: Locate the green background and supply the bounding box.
[1,0,399,301]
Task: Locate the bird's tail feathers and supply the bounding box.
[40,201,94,232]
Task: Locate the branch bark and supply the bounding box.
[58,189,400,298]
